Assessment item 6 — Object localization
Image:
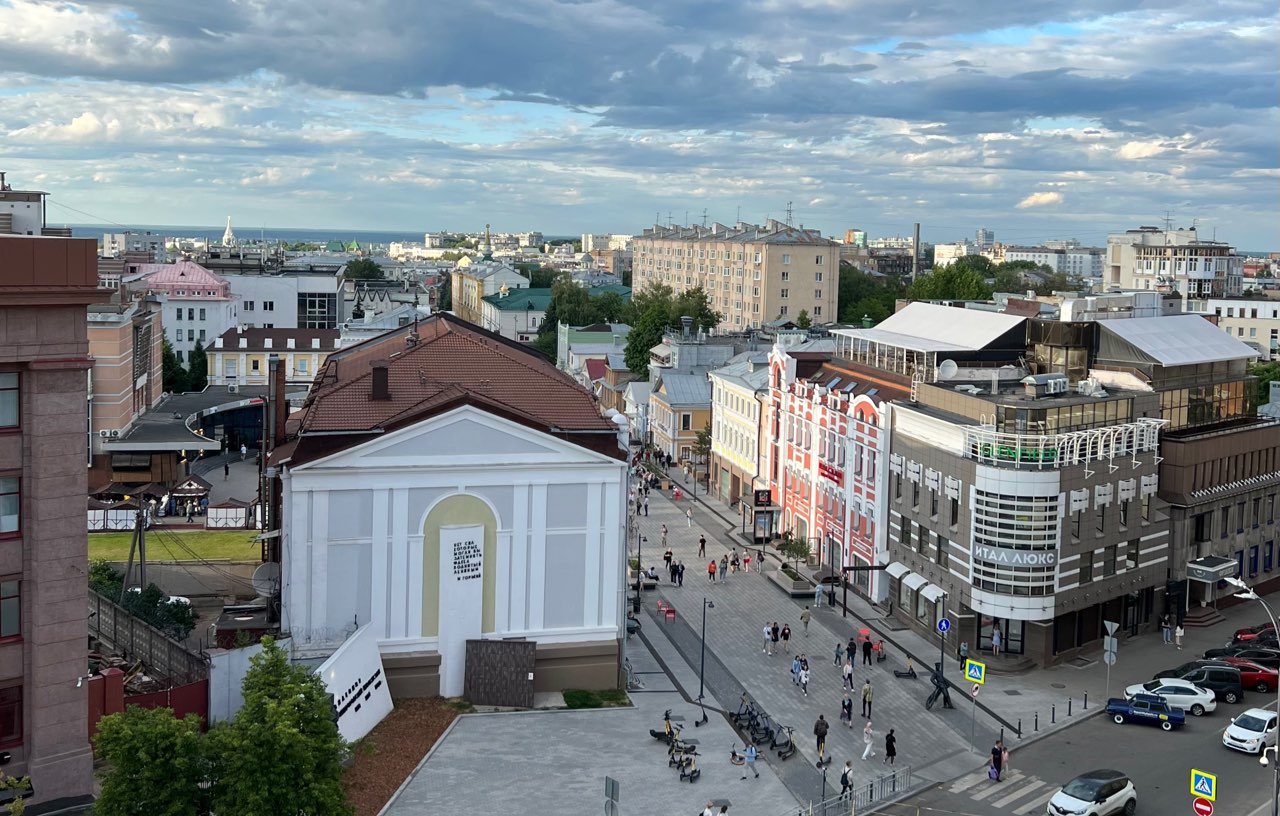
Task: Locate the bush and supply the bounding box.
[88,559,198,640]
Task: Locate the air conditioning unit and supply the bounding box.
[228,384,238,394]
[98,430,111,438]
[109,429,121,438]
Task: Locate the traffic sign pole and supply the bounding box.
[1103,620,1119,699]
[970,683,978,751]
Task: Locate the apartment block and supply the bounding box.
[0,234,98,811]
[1184,297,1280,360]
[633,220,839,331]
[1107,226,1244,298]
[87,297,164,460]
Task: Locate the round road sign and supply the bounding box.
[971,683,980,697]
[937,619,951,633]
[1192,797,1214,816]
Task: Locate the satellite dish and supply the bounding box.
[251,561,281,598]
[937,359,959,380]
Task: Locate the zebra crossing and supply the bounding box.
[945,768,1058,815]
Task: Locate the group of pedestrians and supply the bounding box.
[662,548,686,586]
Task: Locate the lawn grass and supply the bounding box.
[88,529,262,562]
[563,688,630,709]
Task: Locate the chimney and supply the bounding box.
[612,334,621,348]
[371,361,391,401]
[912,222,921,280]
[269,355,287,446]
[680,315,693,339]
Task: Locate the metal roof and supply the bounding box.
[833,302,1025,352]
[1099,314,1260,367]
[654,373,711,406]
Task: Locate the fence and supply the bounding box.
[87,669,209,741]
[88,589,209,685]
[778,767,914,816]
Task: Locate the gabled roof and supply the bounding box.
[625,381,651,405]
[709,354,771,392]
[1097,314,1260,367]
[654,373,711,406]
[834,302,1026,352]
[584,358,607,382]
[133,259,227,287]
[482,287,552,311]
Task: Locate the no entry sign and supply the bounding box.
[1192,797,1214,816]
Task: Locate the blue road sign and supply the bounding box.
[964,659,987,685]
[937,619,951,633]
[1190,769,1216,801]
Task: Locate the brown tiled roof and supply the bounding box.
[584,358,607,382]
[295,314,614,451]
[808,361,912,403]
[214,327,340,352]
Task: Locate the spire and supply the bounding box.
[222,216,235,247]
[482,223,493,260]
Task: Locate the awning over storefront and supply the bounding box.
[919,584,946,603]
[885,562,911,579]
[1186,555,1238,583]
[902,573,928,592]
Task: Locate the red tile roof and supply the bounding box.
[584,358,607,382]
[289,314,618,464]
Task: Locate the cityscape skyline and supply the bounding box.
[1,1,1277,248]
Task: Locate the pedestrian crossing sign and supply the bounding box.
[964,659,986,685]
[1190,769,1216,801]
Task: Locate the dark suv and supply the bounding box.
[1180,665,1244,704]
[1154,659,1232,680]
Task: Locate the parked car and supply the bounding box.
[1106,693,1186,731]
[1221,658,1279,692]
[1153,659,1232,680]
[1123,679,1217,716]
[1203,644,1280,667]
[1046,769,1137,816]
[1179,665,1244,704]
[1233,622,1277,642]
[1222,707,1280,755]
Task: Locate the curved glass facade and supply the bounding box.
[970,489,1060,597]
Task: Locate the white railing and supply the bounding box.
[964,417,1166,471]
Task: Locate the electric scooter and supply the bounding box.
[650,709,682,743]
[772,724,797,760]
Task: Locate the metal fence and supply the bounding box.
[88,589,209,684]
[779,767,914,816]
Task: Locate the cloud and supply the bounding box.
[1016,191,1065,209]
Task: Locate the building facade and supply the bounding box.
[127,260,238,364]
[276,314,628,697]
[633,220,840,331]
[87,297,164,461]
[209,327,340,387]
[223,270,346,330]
[708,354,769,506]
[1107,227,1244,298]
[0,234,98,810]
[1184,297,1280,360]
[450,257,529,325]
[648,372,711,464]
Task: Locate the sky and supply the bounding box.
[1,0,1277,248]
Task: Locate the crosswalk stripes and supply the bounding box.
[945,768,1059,814]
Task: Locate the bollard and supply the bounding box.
[1068,697,1073,717]
[1084,691,1088,710]
[1034,712,1039,731]
[1051,704,1056,724]
[999,726,1004,743]
[1017,718,1022,737]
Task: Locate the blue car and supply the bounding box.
[1106,693,1186,731]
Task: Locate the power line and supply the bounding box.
[46,199,132,229]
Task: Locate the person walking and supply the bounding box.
[686,506,693,527]
[861,637,873,666]
[813,715,829,757]
[991,626,1002,657]
[990,740,1004,781]
[223,461,230,481]
[698,535,706,558]
[840,760,854,799]
[998,740,1009,776]
[842,657,854,691]
[770,622,780,656]
[741,741,759,779]
[660,524,668,548]
[663,547,673,573]
[884,729,897,765]
[781,624,792,654]
[702,803,715,816]
[763,623,773,655]
[676,562,685,586]
[840,692,853,728]
[709,560,717,582]
[791,654,802,685]
[799,664,810,696]
[814,582,825,609]
[833,641,845,667]
[801,606,811,636]
[719,555,729,582]
[1160,613,1172,645]
[861,679,873,718]
[861,721,875,760]
[1175,623,1184,650]
[847,636,858,667]
[240,443,247,461]
[643,496,649,516]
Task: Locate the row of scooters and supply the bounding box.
[647,696,799,784]
[730,694,797,761]
[649,709,704,782]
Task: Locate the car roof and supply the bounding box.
[1240,707,1276,718]
[1155,677,1201,687]
[1130,693,1168,703]
[1072,769,1127,782]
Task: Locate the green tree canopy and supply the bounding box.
[624,303,669,374]
[94,706,209,816]
[187,340,208,392]
[1250,361,1280,405]
[208,637,351,816]
[342,258,384,280]
[794,309,811,328]
[907,260,994,301]
[837,264,903,325]
[162,338,189,394]
[671,286,723,333]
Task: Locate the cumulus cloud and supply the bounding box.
[1017,191,1065,209]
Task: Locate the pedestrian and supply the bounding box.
[698,535,706,558]
[847,636,858,665]
[741,741,759,779]
[840,692,853,727]
[663,547,673,571]
[999,740,1010,776]
[185,502,195,523]
[833,641,844,666]
[781,624,792,654]
[840,760,853,799]
[990,740,1004,781]
[842,657,854,691]
[991,626,1002,657]
[884,729,897,765]
[861,721,875,760]
[791,654,802,684]
[660,524,668,548]
[959,640,969,662]
[702,802,715,816]
[861,679,873,718]
[799,665,810,696]
[1160,614,1172,645]
[813,715,829,756]
[801,606,811,635]
[719,555,728,581]
[669,561,677,584]
[862,637,873,666]
[763,623,773,654]
[643,497,649,516]
[709,560,717,582]
[636,497,642,515]
[677,562,685,586]
[770,622,780,655]
[240,443,247,461]
[223,461,230,481]
[731,549,740,572]
[1175,623,1184,650]
[687,507,693,527]
[814,582,825,609]
[743,552,752,572]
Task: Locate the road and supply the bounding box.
[877,701,1278,816]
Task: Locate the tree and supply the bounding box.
[794,309,811,328]
[342,258,384,280]
[187,341,208,392]
[624,304,669,375]
[162,338,189,394]
[517,264,556,288]
[775,530,810,573]
[89,560,198,640]
[907,260,994,301]
[94,706,209,816]
[838,264,903,324]
[1250,361,1280,405]
[207,637,351,816]
[693,421,712,464]
[671,286,723,333]
[437,273,452,312]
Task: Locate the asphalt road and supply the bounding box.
[877,701,1278,816]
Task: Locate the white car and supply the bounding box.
[1123,678,1217,716]
[1222,707,1279,754]
[1047,769,1136,816]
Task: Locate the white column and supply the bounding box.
[509,484,530,631]
[370,489,390,637]
[281,475,302,639]
[528,483,547,630]
[494,531,511,634]
[389,487,409,639]
[309,490,330,645]
[584,480,602,627]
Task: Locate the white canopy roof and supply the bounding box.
[902,573,928,591]
[837,302,1026,352]
[1099,314,1259,367]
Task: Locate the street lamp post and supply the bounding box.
[695,598,714,726]
[633,532,646,613]
[1225,575,1280,816]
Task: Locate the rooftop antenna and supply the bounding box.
[701,208,708,228]
[684,210,689,227]
[1162,210,1174,232]
[785,201,794,226]
[656,211,660,227]
[667,212,673,228]
[736,205,741,224]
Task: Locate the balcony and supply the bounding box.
[964,417,1166,471]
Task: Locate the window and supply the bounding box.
[814,272,823,282]
[1141,493,1151,523]
[1253,497,1262,528]
[1079,550,1093,583]
[936,534,949,569]
[1238,501,1246,533]
[174,309,182,321]
[911,482,919,508]
[779,306,788,316]
[1119,499,1130,527]
[1127,539,1139,570]
[177,350,184,363]
[814,289,823,299]
[681,413,692,431]
[950,497,959,527]
[916,588,929,621]
[0,479,17,536]
[815,255,824,265]
[187,330,195,342]
[782,254,791,264]
[929,491,938,518]
[780,289,789,299]
[894,473,902,501]
[899,577,911,609]
[1072,509,1082,539]
[1221,507,1230,538]
[264,301,275,311]
[814,306,821,317]
[0,580,16,639]
[1103,546,1117,576]
[187,308,194,321]
[901,518,911,549]
[0,373,17,429]
[198,308,206,321]
[1249,545,1260,576]
[1095,504,1105,534]
[198,330,206,342]
[251,359,261,373]
[245,301,255,311]
[1266,541,1274,572]
[781,271,790,281]
[0,685,19,748]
